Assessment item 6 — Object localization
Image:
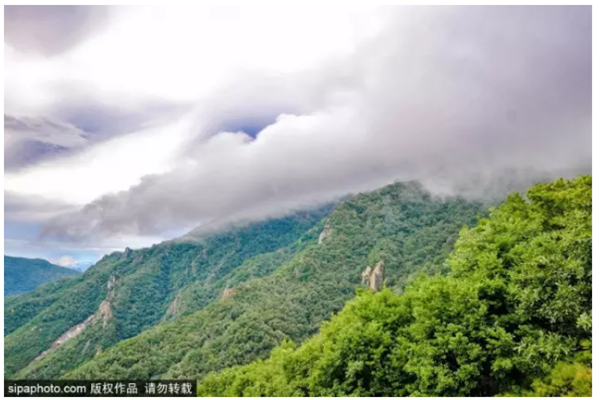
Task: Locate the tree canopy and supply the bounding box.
[197,176,592,396]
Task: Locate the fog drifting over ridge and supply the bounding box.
[6,6,591,243]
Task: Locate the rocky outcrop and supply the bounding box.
[121,247,132,260]
[97,300,113,328]
[361,261,384,292]
[221,286,237,301]
[107,275,116,290]
[318,220,333,244]
[30,276,116,364]
[361,266,372,286]
[31,313,95,363]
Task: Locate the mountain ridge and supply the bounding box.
[4,206,335,378]
[4,255,81,297]
[49,181,485,380]
[197,175,592,396]
[5,177,590,396]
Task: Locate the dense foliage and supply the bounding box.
[197,176,592,396]
[4,256,80,297]
[4,208,332,379]
[62,182,484,380]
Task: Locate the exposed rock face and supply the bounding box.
[361,261,384,292]
[370,261,384,292]
[97,300,113,328]
[121,247,132,260]
[31,313,95,364]
[361,266,372,286]
[318,220,333,244]
[221,286,237,301]
[31,276,116,364]
[107,275,116,290]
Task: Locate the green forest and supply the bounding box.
[4,176,592,397]
[5,207,333,378]
[4,256,80,297]
[197,176,592,396]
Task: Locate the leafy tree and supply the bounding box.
[197,176,592,396]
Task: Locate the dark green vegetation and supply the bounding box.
[7,177,589,397]
[5,181,484,382]
[4,207,333,379]
[197,176,592,396]
[4,256,80,297]
[61,183,483,380]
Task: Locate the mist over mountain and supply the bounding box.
[3,5,592,397]
[4,6,590,250]
[5,176,591,397]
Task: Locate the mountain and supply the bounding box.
[8,177,589,396]
[196,176,592,396]
[4,256,81,297]
[4,181,485,380]
[4,205,336,378]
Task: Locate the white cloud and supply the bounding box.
[56,255,77,267]
[4,6,388,113]
[4,6,390,206]
[4,115,195,204]
[4,6,591,244]
[65,6,387,102]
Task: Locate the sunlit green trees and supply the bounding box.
[198,176,592,396]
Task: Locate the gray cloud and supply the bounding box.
[31,78,190,139]
[48,87,191,140]
[4,5,111,56]
[5,91,190,171]
[43,6,591,241]
[5,114,88,171]
[5,191,78,222]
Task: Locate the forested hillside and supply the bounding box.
[58,182,484,380]
[4,207,333,379]
[7,176,587,396]
[4,256,80,297]
[197,176,592,396]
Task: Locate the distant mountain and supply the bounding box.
[62,182,484,382]
[4,206,336,378]
[5,182,485,380]
[4,256,81,297]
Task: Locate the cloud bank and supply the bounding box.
[5,6,591,243]
[4,5,112,56]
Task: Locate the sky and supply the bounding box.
[4,5,592,266]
